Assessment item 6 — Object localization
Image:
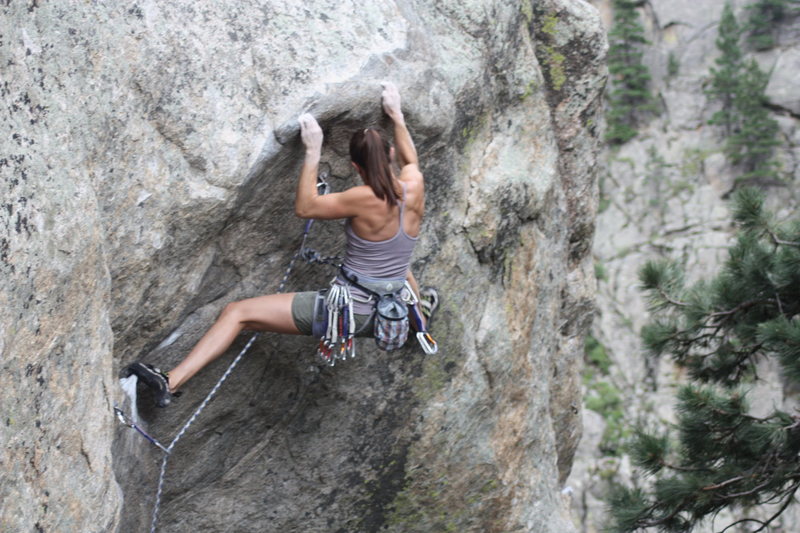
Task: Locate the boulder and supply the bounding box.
[1,1,607,531]
[766,47,800,116]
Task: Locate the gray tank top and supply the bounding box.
[340,182,418,313]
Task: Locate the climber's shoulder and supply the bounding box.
[398,163,423,185]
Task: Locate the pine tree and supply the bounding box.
[706,3,742,136]
[608,187,800,532]
[745,0,792,50]
[706,3,782,185]
[728,59,781,184]
[606,0,654,145]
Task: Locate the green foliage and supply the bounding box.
[542,45,567,91]
[583,336,629,455]
[706,3,742,136]
[667,52,680,78]
[607,486,652,533]
[541,12,559,36]
[586,381,622,413]
[643,147,675,215]
[608,189,800,531]
[595,260,609,282]
[599,196,611,213]
[629,428,669,475]
[583,335,612,380]
[731,185,769,228]
[727,59,781,184]
[586,380,629,456]
[745,0,794,50]
[639,260,685,307]
[606,0,655,144]
[641,319,679,357]
[706,3,782,186]
[760,314,800,383]
[678,147,715,180]
[586,335,613,374]
[598,172,612,213]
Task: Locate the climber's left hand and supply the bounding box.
[299,113,323,154]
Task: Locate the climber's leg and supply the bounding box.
[166,292,299,392]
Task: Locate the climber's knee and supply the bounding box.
[220,301,244,323]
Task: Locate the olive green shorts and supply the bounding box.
[291,291,375,337]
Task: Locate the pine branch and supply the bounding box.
[759,479,800,506]
[612,87,800,529]
[767,228,800,247]
[723,478,772,498]
[726,408,777,424]
[635,498,692,529]
[751,483,800,532]
[662,459,715,473]
[775,291,784,315]
[720,518,766,533]
[658,288,689,307]
[709,298,776,319]
[673,331,720,346]
[701,475,746,491]
[783,418,800,431]
[686,399,776,434]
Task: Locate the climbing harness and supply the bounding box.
[313,269,440,363]
[115,170,437,532]
[346,272,411,352]
[338,267,438,355]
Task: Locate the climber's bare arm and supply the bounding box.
[381,82,419,170]
[295,113,371,220]
[406,270,421,300]
[391,117,419,171]
[296,183,375,221]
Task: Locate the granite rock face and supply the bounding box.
[569,1,800,531]
[1,1,606,532]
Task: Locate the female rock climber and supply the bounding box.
[125,82,438,407]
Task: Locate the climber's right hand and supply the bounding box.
[381,82,403,121]
[299,113,323,154]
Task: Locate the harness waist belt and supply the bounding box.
[337,266,406,298]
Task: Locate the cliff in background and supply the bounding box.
[0,1,606,531]
[569,1,800,531]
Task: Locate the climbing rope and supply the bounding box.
[117,169,436,531]
[112,174,334,533]
[148,175,335,532]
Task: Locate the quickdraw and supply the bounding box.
[114,407,170,454]
[317,283,357,366]
[401,281,438,355]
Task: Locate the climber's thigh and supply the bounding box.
[233,292,301,335]
[290,291,317,336]
[290,290,374,338]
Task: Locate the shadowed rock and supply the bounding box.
[1,1,606,531]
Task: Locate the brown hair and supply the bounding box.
[349,127,399,206]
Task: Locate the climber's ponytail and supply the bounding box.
[349,127,399,206]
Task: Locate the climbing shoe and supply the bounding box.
[123,362,175,408]
[419,287,439,325]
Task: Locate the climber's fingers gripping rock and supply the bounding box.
[381,81,403,120]
[299,112,323,154]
